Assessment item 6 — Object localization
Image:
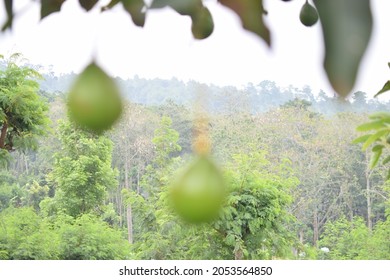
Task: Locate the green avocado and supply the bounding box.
[67,62,123,133]
[300,1,319,27]
[170,155,225,223]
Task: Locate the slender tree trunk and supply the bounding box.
[137,162,140,194]
[118,187,123,227]
[299,230,304,243]
[313,207,319,247]
[126,205,133,244]
[24,154,29,174]
[365,150,373,232]
[124,152,133,244]
[0,121,8,149]
[366,174,373,231]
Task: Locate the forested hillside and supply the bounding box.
[1,59,390,260]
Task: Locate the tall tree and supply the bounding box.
[48,121,118,217]
[0,53,49,162]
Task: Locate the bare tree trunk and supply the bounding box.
[24,154,29,174]
[0,121,8,149]
[126,205,133,244]
[366,173,373,231]
[117,187,123,227]
[137,162,140,194]
[299,230,304,243]
[365,150,373,232]
[124,152,133,244]
[313,207,319,247]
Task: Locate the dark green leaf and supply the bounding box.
[79,0,98,11]
[374,80,390,97]
[313,0,373,97]
[41,0,66,20]
[191,7,214,39]
[219,0,270,46]
[121,0,146,27]
[1,0,13,31]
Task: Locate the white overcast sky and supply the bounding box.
[1,0,390,99]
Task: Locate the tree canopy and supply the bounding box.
[0,53,49,163]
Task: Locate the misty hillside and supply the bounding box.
[39,71,390,115]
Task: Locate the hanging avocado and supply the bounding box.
[170,154,225,223]
[300,1,318,27]
[67,62,123,133]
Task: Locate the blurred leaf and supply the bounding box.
[382,155,390,165]
[79,0,98,11]
[352,134,371,144]
[374,81,390,97]
[356,120,385,132]
[191,7,214,39]
[372,144,384,152]
[361,130,388,150]
[41,0,66,20]
[101,0,120,11]
[368,112,390,121]
[151,0,202,16]
[1,0,13,31]
[386,170,390,180]
[219,0,270,46]
[370,147,383,169]
[122,0,146,27]
[313,0,373,97]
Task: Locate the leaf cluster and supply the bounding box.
[353,112,390,178]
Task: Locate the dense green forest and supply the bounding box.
[1,56,390,260]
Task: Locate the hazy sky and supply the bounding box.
[1,0,390,99]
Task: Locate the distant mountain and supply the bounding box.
[36,72,390,115]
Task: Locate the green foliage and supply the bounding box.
[0,53,49,155]
[1,61,389,260]
[367,219,390,259]
[353,112,390,177]
[152,116,182,167]
[56,213,130,260]
[375,63,390,97]
[319,216,369,260]
[0,171,24,210]
[320,215,390,260]
[48,121,118,217]
[0,207,130,260]
[214,150,299,259]
[0,207,60,260]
